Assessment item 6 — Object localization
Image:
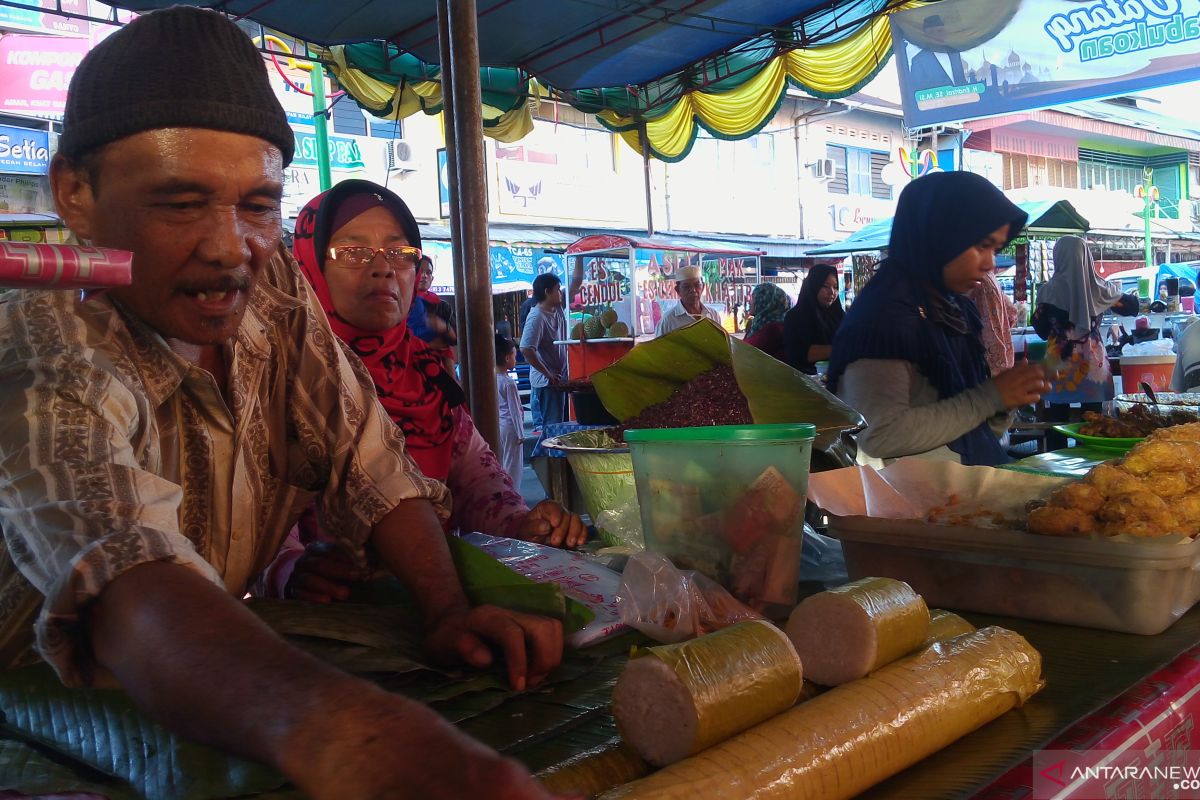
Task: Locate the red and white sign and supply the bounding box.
[0,34,89,117]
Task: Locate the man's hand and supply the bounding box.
[517,501,587,549]
[288,682,574,800]
[424,606,564,692]
[286,541,368,603]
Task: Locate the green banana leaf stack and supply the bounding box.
[0,537,636,800]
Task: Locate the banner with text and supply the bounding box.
[890,0,1200,127]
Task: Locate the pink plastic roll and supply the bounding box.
[0,242,132,289]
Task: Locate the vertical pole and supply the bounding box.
[447,0,500,451]
[437,0,470,400]
[639,122,655,236]
[308,44,332,191]
[1143,168,1155,271]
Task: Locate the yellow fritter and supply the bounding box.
[1027,506,1097,537]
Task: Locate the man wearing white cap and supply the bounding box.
[655,265,722,336]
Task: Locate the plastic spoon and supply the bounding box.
[1140,381,1162,414]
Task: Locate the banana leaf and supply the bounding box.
[590,318,864,454]
[0,735,139,799]
[0,665,285,800]
[448,536,595,634]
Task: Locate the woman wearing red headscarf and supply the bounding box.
[269,181,584,601]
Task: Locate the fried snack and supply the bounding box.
[1027,505,1097,538]
[1029,424,1200,539]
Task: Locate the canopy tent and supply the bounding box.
[566,233,765,258]
[804,199,1091,256]
[109,0,913,160]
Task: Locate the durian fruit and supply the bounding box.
[606,321,630,338]
[599,307,619,328]
[571,322,587,340]
[584,315,606,338]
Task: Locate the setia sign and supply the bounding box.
[0,125,50,174]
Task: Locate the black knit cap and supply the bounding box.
[58,6,294,165]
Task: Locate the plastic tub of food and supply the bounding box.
[624,423,816,610]
[828,515,1200,635]
[540,427,642,549]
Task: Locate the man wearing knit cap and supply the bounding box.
[654,263,723,336]
[0,8,562,800]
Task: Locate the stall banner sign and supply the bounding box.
[291,132,365,171]
[0,0,88,36]
[422,239,566,295]
[890,0,1200,128]
[0,34,89,117]
[981,646,1200,798]
[437,148,451,218]
[0,125,49,174]
[0,174,51,215]
[574,255,636,334]
[633,247,759,334]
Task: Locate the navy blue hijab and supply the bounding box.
[827,172,1027,466]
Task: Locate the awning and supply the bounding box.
[566,233,764,257]
[102,0,911,160]
[416,223,580,248]
[804,200,1090,256]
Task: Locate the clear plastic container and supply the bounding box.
[624,423,816,610]
[829,515,1200,635]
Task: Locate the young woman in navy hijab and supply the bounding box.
[827,172,1050,466]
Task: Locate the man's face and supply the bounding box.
[676,278,704,311]
[417,260,434,292]
[51,128,284,347]
[544,282,563,309]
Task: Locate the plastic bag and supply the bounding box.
[1122,339,1176,357]
[462,532,628,647]
[801,524,848,587]
[616,552,763,644]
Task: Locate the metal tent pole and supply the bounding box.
[639,122,655,236]
[436,0,471,400]
[444,0,499,451]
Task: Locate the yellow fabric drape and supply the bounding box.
[320,46,536,143]
[320,0,918,159]
[603,5,913,160]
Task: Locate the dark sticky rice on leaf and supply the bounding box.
[618,364,751,438]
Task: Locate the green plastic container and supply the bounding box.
[624,424,816,610]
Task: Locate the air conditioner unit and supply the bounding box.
[387,139,416,172]
[810,158,836,180]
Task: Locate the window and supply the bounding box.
[331,99,366,136]
[369,118,402,139]
[827,145,890,199]
[1079,161,1142,194]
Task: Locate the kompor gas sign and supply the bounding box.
[0,125,50,174]
[0,35,88,117]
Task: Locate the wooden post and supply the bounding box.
[445,0,499,451]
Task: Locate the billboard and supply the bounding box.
[890,0,1200,128]
[0,34,89,117]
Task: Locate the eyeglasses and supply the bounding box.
[328,245,422,269]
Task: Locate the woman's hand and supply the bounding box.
[993,363,1050,409]
[285,541,370,603]
[516,501,588,549]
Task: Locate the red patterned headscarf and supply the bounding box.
[292,180,463,482]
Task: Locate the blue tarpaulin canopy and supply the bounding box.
[804,199,1090,256]
[108,0,868,90]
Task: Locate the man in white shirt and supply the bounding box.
[655,265,722,337]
